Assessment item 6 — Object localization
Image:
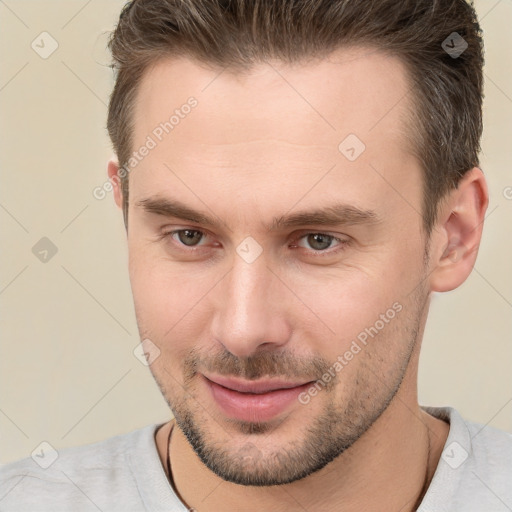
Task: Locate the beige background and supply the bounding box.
[0,0,511,464]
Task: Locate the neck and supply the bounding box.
[157,394,449,512]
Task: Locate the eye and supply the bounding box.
[292,232,349,256]
[164,229,208,248]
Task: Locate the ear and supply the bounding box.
[428,167,489,292]
[107,156,124,210]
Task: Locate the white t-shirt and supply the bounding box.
[1,406,511,511]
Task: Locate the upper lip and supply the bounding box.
[203,373,312,394]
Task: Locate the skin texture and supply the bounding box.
[108,47,488,511]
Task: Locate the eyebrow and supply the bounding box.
[135,196,381,231]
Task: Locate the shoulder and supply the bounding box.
[465,414,512,451]
[463,413,512,488]
[0,423,161,512]
[443,406,512,473]
[421,406,512,512]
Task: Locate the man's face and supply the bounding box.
[126,47,431,485]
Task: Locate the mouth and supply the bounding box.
[202,373,314,423]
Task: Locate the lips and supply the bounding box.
[204,374,310,394]
[202,373,313,422]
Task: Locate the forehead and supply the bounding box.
[128,47,421,229]
[132,47,413,148]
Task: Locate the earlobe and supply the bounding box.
[429,167,489,293]
[107,157,124,210]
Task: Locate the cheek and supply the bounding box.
[128,242,217,349]
[130,263,190,329]
[296,268,398,338]
[291,248,419,365]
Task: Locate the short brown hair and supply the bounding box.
[107,0,484,234]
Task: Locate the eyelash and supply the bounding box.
[159,229,350,258]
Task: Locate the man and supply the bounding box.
[1,0,511,510]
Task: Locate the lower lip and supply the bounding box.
[204,376,312,423]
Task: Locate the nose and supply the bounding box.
[210,251,291,358]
